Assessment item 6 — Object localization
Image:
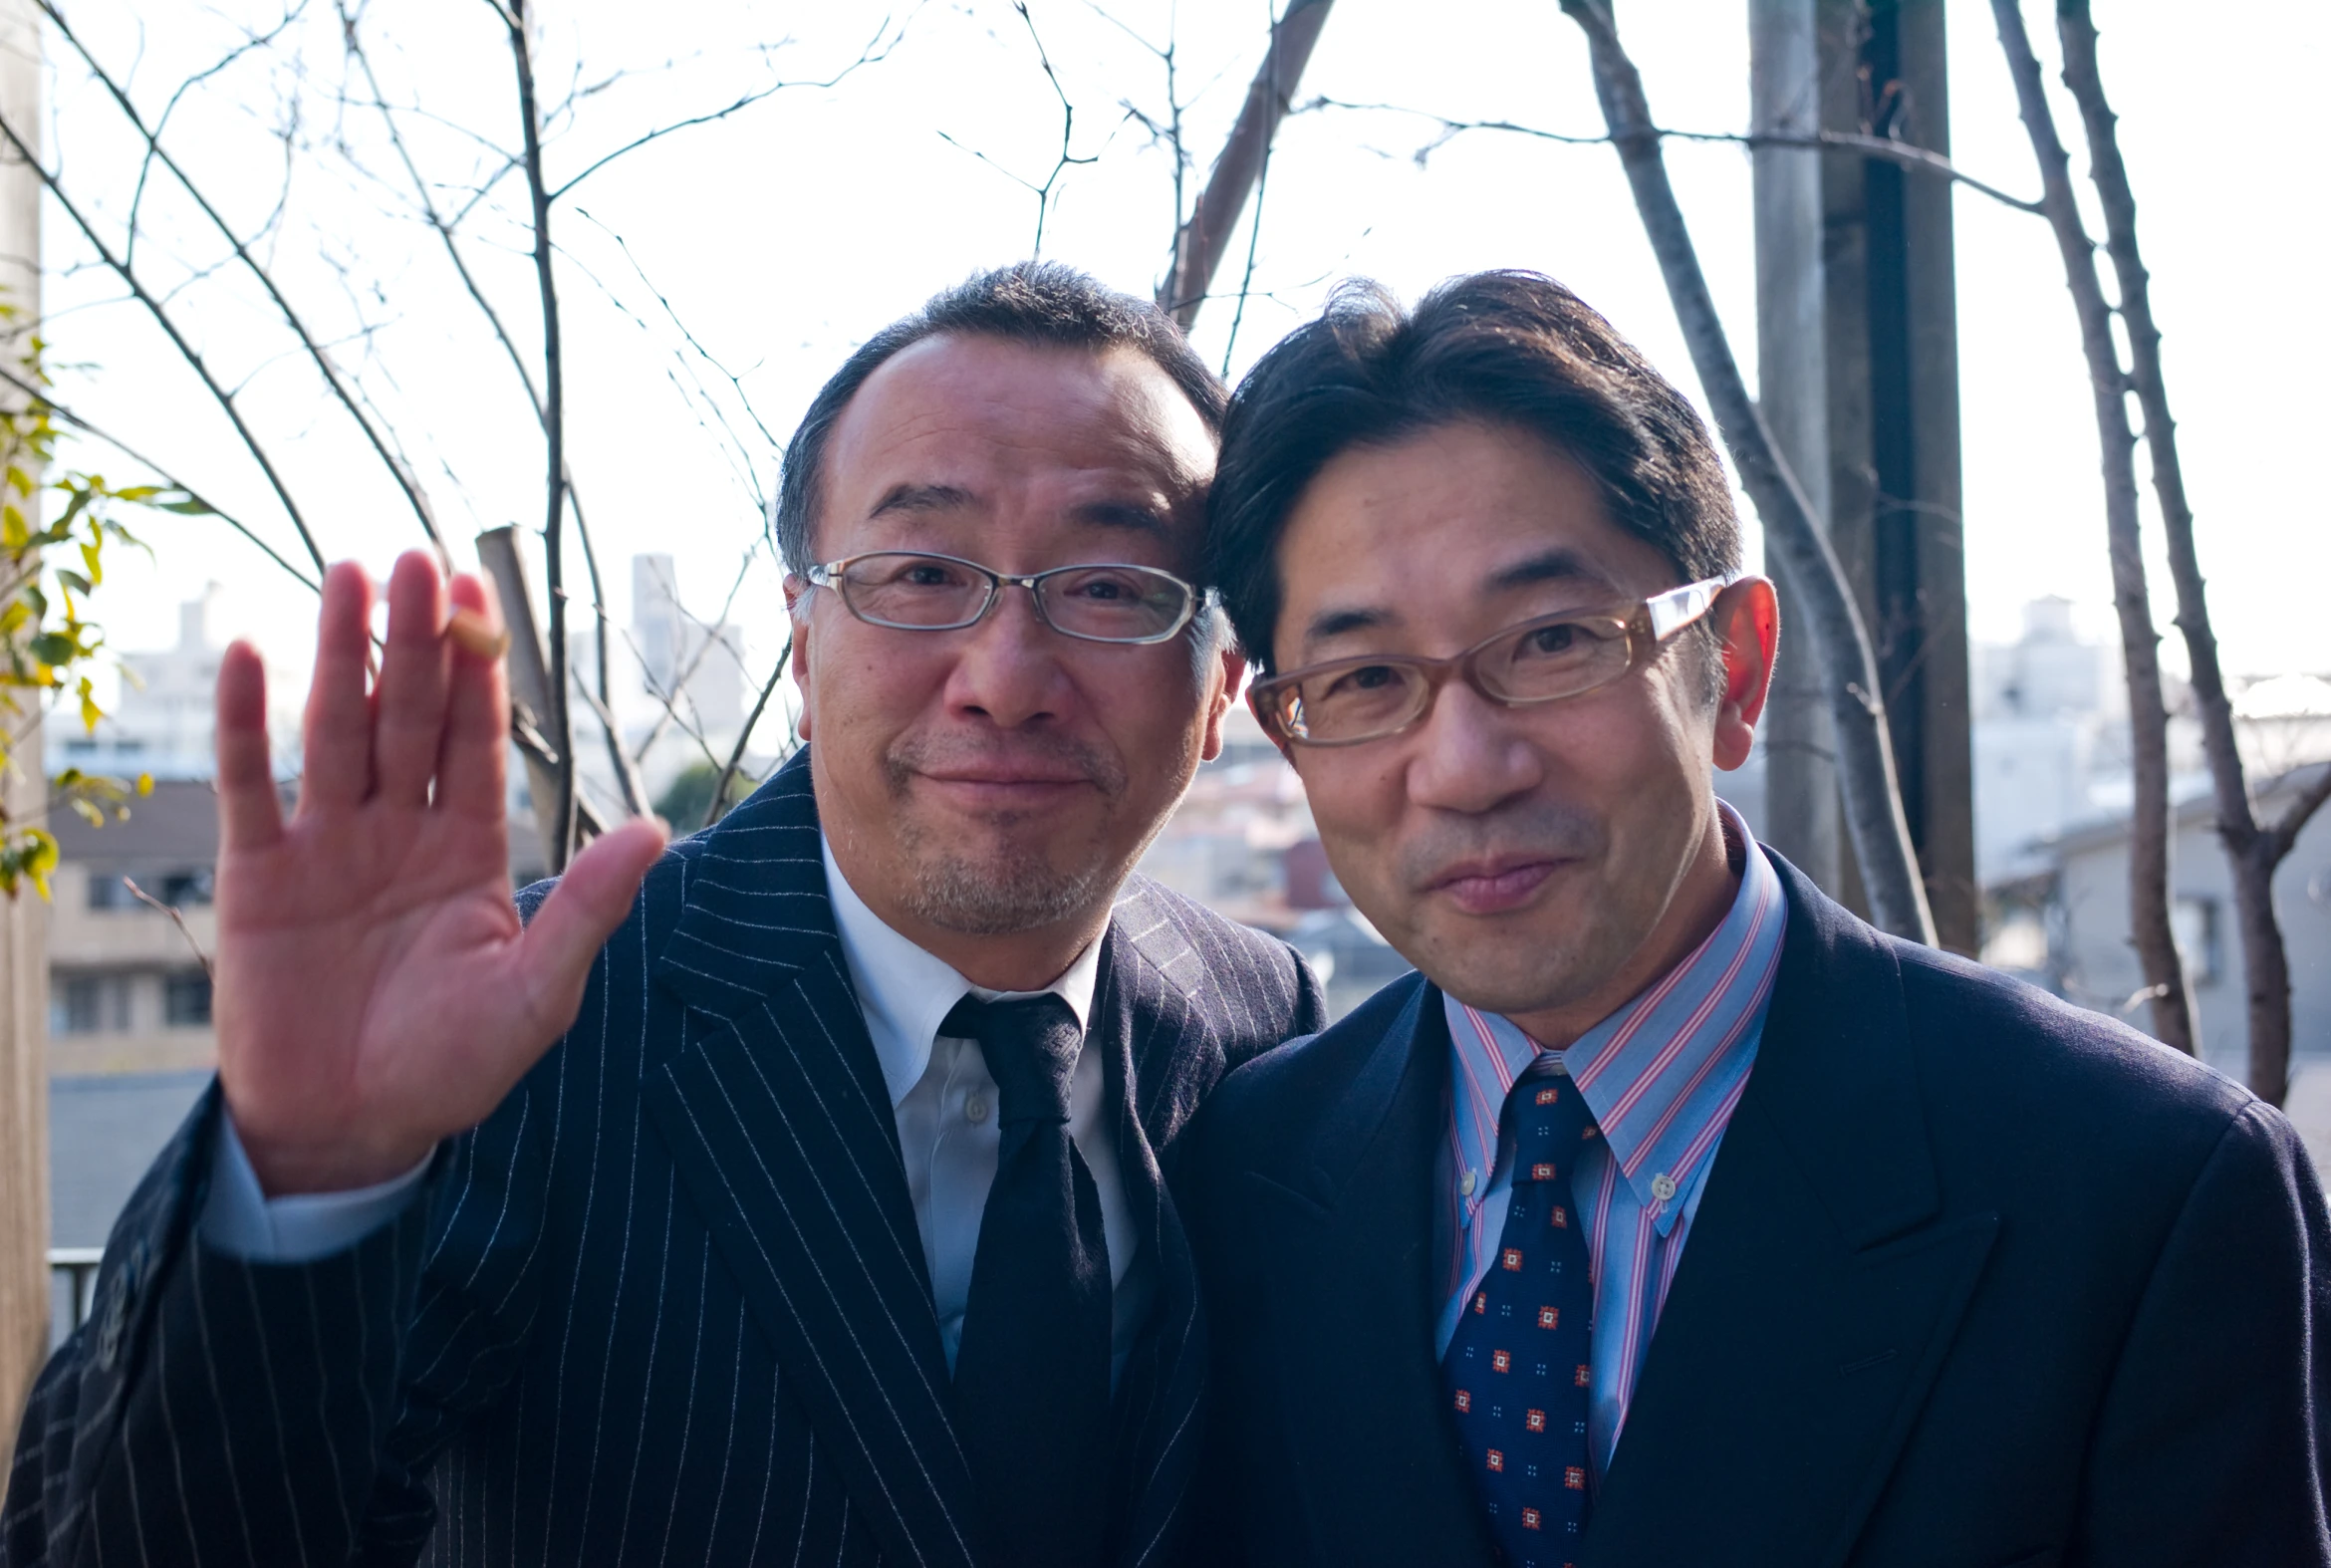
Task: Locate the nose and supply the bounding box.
[939,582,1077,729]
[1403,678,1544,816]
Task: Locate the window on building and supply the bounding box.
[50,973,133,1035]
[86,874,139,912]
[164,970,213,1027]
[2172,897,2220,986]
[157,868,215,908]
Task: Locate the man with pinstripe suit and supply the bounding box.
[3,262,1323,1566]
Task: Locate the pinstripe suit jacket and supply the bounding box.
[2,751,1324,1568]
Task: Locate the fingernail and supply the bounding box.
[445,607,510,660]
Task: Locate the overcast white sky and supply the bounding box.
[32,0,2330,722]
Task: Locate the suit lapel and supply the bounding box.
[1090,891,1222,1568]
[1583,858,1998,1568]
[1252,976,1499,1566]
[647,753,980,1568]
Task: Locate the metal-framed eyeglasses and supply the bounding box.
[801,551,1205,646]
[1250,576,1733,747]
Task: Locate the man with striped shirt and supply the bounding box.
[1186,272,2330,1567]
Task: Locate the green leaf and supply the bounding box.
[56,569,91,596]
[158,498,213,516]
[28,633,73,664]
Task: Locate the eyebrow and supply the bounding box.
[864,485,1173,536]
[867,482,977,521]
[1483,547,1620,597]
[1298,548,1623,649]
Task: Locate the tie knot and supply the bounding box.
[942,994,1083,1125]
[1507,1060,1596,1182]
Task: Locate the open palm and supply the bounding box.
[214,553,666,1195]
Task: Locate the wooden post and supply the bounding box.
[1749,0,1977,952]
[0,0,46,1457]
[476,526,570,875]
[1749,0,1842,897]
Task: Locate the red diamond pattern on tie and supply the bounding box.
[1444,1059,1596,1568]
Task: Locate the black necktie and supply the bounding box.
[943,994,1113,1568]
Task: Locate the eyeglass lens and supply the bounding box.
[837,553,1191,643]
[1279,613,1634,742]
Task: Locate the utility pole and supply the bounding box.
[0,0,47,1450]
[1750,0,1976,952]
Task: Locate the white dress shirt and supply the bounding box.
[202,837,1148,1381]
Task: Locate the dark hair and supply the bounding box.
[1206,270,1740,672]
[774,260,1227,574]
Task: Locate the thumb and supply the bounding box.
[516,819,670,1025]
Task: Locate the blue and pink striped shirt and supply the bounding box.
[1433,802,1787,1480]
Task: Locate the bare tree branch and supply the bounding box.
[1159,0,1332,329]
[0,106,329,575]
[500,0,576,868]
[1217,2,1279,376]
[45,0,450,560]
[123,2,309,270]
[547,12,912,203]
[337,5,542,417]
[570,669,649,818]
[1558,0,1935,943]
[2055,0,2304,1094]
[122,877,212,978]
[628,543,759,766]
[1990,0,2195,1054]
[2267,764,2331,867]
[0,360,319,593]
[938,2,1097,253]
[707,637,793,830]
[1298,96,2044,214]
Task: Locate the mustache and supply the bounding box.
[883,731,1127,797]
[1399,800,1605,890]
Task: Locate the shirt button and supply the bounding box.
[1651,1172,1678,1203]
[1460,1169,1478,1197]
[964,1095,990,1125]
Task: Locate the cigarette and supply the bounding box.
[445,607,511,660]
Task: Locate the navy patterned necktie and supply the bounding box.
[943,994,1113,1568]
[1444,1058,1598,1567]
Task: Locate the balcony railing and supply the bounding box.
[49,1246,104,1336]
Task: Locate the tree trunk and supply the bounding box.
[1559,0,1935,944]
[2056,0,2313,1101]
[1988,0,2195,1054]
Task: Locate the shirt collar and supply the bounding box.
[1442,799,1788,1236]
[820,834,1102,1108]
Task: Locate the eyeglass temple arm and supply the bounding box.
[1646,576,1735,640]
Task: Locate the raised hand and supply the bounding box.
[213,550,668,1195]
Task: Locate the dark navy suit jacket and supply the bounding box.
[1188,855,2331,1568]
[2,751,1324,1567]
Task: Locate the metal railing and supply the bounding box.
[49,1246,104,1335]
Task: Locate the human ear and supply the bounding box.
[1199,645,1246,763]
[1710,576,1779,772]
[785,576,816,743]
[1247,682,1297,765]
